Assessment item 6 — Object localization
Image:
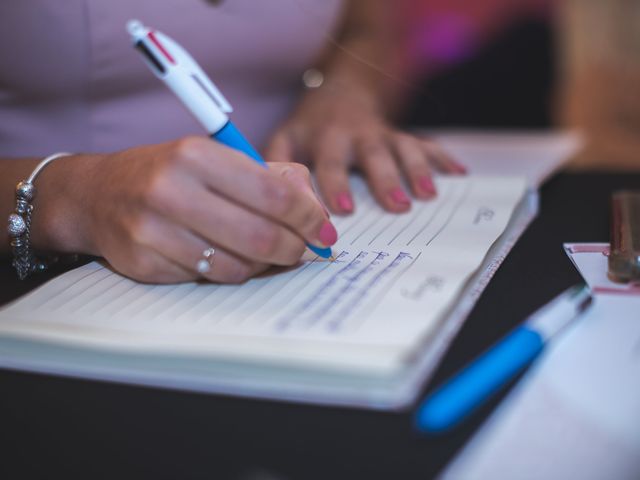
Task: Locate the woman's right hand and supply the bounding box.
[34,136,337,284]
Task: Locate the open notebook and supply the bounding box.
[0,175,534,409]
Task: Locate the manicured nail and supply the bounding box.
[318,221,338,246]
[452,162,467,174]
[389,187,410,206]
[336,192,354,213]
[418,176,437,196]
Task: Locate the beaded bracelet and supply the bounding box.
[7,152,72,279]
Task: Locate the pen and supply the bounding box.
[126,20,333,260]
[415,284,593,433]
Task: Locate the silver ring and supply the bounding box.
[196,247,215,274]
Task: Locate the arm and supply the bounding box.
[314,0,406,116]
[265,0,465,215]
[1,155,100,256]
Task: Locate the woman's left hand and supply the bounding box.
[265,86,466,215]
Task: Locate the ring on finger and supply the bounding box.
[196,247,216,274]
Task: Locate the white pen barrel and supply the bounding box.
[163,71,229,134]
[527,286,591,340]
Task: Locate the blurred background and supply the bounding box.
[396,0,640,170]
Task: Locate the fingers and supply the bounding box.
[117,247,196,284]
[420,137,467,174]
[355,133,467,209]
[151,175,323,266]
[311,128,355,215]
[180,139,335,249]
[391,133,437,199]
[356,136,411,213]
[264,129,296,164]
[133,214,269,284]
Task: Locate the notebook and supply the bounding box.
[0,175,535,409]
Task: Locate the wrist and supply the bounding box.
[30,153,103,256]
[317,35,405,120]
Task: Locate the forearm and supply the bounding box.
[0,155,98,255]
[314,0,408,118]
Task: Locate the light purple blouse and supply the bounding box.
[0,0,344,157]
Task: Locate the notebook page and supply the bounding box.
[0,175,526,371]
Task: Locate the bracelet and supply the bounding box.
[7,152,73,279]
[302,68,324,89]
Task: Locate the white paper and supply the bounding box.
[442,244,640,480]
[564,243,640,295]
[426,130,582,187]
[0,175,526,376]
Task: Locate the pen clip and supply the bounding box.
[155,30,233,113]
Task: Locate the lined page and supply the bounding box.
[0,175,526,366]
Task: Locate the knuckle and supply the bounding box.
[292,163,312,183]
[129,253,159,282]
[142,172,176,213]
[222,262,254,284]
[316,126,338,144]
[247,222,281,259]
[128,216,154,248]
[171,136,206,164]
[283,161,311,180]
[259,176,295,217]
[358,139,387,160]
[399,136,423,156]
[316,155,343,172]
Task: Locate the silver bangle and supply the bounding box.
[7,152,73,279]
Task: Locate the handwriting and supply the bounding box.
[401,275,445,301]
[473,207,495,224]
[274,251,413,333]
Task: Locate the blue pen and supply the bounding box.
[415,285,593,433]
[127,20,333,259]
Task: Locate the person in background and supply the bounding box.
[0,0,463,284]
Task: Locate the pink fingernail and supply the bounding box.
[418,176,437,195]
[453,162,467,174]
[318,221,338,246]
[389,187,410,206]
[336,192,354,212]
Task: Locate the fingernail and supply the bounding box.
[318,221,338,246]
[453,162,467,174]
[389,187,410,206]
[418,176,437,195]
[336,192,354,212]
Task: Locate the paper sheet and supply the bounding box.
[426,130,582,187]
[0,175,526,374]
[564,243,640,295]
[442,243,640,480]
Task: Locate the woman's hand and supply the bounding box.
[265,86,466,215]
[34,136,336,284]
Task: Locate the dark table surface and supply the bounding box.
[2,172,639,480]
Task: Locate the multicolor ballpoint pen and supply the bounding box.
[127,20,334,260]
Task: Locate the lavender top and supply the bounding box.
[0,0,344,157]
